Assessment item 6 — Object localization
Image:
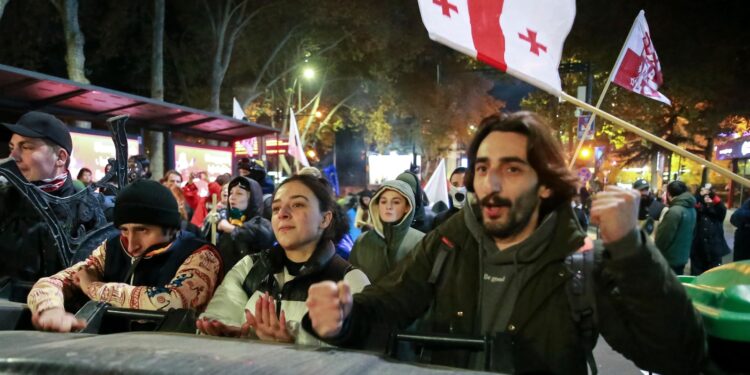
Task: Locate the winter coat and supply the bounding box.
[654,192,697,267]
[0,172,99,302]
[691,195,731,274]
[349,180,425,282]
[396,172,433,233]
[305,198,706,374]
[28,231,222,314]
[731,198,750,261]
[200,240,369,346]
[217,176,275,273]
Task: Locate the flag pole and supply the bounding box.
[567,79,613,169]
[560,92,750,188]
[568,10,643,169]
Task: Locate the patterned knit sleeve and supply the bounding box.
[27,241,107,315]
[85,246,222,312]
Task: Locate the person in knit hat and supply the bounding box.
[27,180,223,333]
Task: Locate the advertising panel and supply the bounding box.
[69,131,140,181]
[174,143,233,182]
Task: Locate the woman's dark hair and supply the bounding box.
[215,173,232,186]
[274,174,349,243]
[161,170,182,184]
[358,189,373,209]
[76,167,92,180]
[465,111,578,215]
[450,167,467,180]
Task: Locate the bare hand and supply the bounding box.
[32,308,86,333]
[305,281,352,338]
[590,185,639,244]
[72,266,99,297]
[244,293,293,343]
[195,317,243,337]
[218,219,236,233]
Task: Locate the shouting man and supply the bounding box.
[303,112,705,374]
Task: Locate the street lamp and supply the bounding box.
[303,67,315,80]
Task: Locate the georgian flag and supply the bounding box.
[610,11,671,105]
[417,0,576,96]
[287,109,310,167]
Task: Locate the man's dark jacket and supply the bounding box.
[0,178,77,283]
[305,199,706,374]
[654,192,697,268]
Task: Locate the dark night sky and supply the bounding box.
[0,1,748,115]
[490,1,750,111]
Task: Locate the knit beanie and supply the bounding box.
[114,180,181,228]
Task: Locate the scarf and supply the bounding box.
[34,171,69,193]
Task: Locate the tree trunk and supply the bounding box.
[51,0,89,84]
[151,0,165,100]
[206,0,264,113]
[0,0,10,21]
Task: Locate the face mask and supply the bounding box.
[449,186,467,209]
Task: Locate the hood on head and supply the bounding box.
[397,171,426,222]
[368,180,416,238]
[671,191,697,208]
[227,176,264,218]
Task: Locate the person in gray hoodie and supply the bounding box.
[349,180,425,282]
[654,180,696,275]
[216,176,275,273]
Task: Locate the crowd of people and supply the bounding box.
[573,176,747,276]
[1,109,738,373]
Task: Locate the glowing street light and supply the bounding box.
[315,111,323,118]
[303,67,315,80]
[306,149,317,159]
[580,148,592,159]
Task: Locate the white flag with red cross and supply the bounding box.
[287,109,310,167]
[610,10,671,105]
[417,0,576,96]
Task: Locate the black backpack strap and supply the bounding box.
[564,237,598,375]
[428,236,455,284]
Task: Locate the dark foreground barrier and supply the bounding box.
[0,331,490,375]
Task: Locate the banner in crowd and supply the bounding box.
[288,109,310,167]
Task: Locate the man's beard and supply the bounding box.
[480,185,541,239]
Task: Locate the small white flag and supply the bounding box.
[232,98,246,120]
[287,109,310,167]
[239,137,257,157]
[423,159,450,209]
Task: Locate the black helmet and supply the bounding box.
[632,179,650,191]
